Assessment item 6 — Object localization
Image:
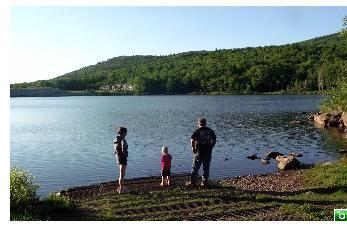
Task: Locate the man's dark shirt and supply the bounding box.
[191,127,216,156]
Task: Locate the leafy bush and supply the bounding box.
[10,168,75,220]
[42,193,72,210]
[39,193,73,220]
[10,167,39,210]
[320,80,347,112]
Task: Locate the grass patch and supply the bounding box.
[304,157,347,190]
[279,158,347,220]
[280,204,331,220]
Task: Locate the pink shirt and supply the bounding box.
[160,154,172,170]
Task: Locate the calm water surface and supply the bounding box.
[10,95,347,196]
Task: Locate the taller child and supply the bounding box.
[114,127,128,194]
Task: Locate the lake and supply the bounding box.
[10,95,347,196]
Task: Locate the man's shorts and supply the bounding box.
[161,169,171,177]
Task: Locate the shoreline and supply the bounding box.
[10,87,329,98]
[13,157,346,221]
[60,164,315,200]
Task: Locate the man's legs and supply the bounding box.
[202,155,212,185]
[190,155,203,185]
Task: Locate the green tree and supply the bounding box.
[321,16,347,112]
[342,16,347,39]
[165,77,181,94]
[245,65,272,92]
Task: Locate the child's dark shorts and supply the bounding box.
[117,155,127,166]
[161,169,171,177]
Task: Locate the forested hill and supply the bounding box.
[11,32,347,95]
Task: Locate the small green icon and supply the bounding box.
[334,209,347,221]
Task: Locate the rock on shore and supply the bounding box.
[311,111,346,128]
[310,111,347,139]
[276,155,301,170]
[265,151,284,159]
[341,112,347,128]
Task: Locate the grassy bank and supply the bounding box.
[256,157,347,220]
[11,157,347,221]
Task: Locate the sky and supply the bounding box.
[9,6,347,83]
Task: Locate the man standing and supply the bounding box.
[187,118,217,187]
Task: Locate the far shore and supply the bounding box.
[10,87,329,98]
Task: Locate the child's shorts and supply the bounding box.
[161,169,171,177]
[117,155,127,166]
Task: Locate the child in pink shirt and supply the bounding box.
[160,146,172,186]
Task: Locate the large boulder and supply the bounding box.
[276,155,301,170]
[326,112,342,127]
[313,112,342,127]
[341,112,347,128]
[308,112,318,121]
[313,113,327,126]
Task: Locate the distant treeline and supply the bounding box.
[11,32,347,95]
[10,88,69,97]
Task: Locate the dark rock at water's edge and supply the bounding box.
[288,152,303,157]
[265,151,284,159]
[276,155,301,170]
[261,157,270,164]
[246,154,259,160]
[259,151,304,169]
